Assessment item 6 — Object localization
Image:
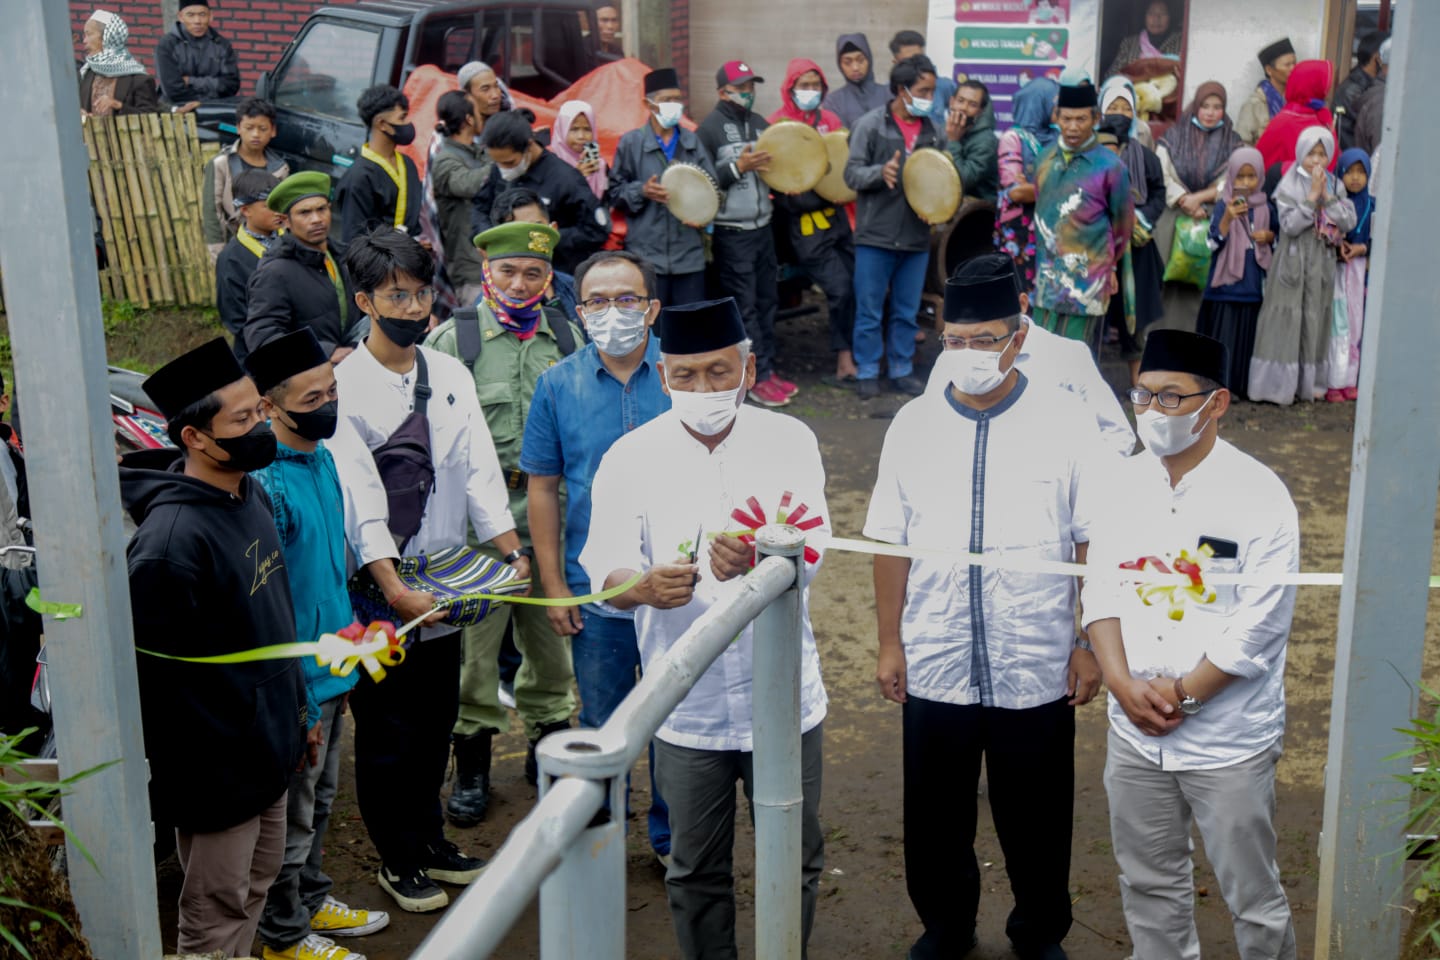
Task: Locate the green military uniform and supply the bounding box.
[426,224,582,740]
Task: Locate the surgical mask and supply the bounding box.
[282,400,338,442]
[1191,116,1223,132]
[906,90,933,117]
[793,89,822,111]
[585,306,649,358]
[376,313,429,348]
[1136,393,1216,457]
[654,101,685,128]
[499,155,531,182]
[205,421,277,473]
[726,90,755,111]
[934,341,1013,396]
[388,122,417,146]
[668,383,742,436]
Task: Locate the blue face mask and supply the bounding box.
[793,89,822,112]
[1191,116,1223,132]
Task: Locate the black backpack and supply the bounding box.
[370,350,435,551]
[454,303,577,369]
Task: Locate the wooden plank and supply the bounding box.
[27,822,65,847]
[0,758,60,785]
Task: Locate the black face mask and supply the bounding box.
[376,314,428,348]
[205,421,277,473]
[283,400,338,442]
[388,122,417,146]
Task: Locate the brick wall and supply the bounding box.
[69,0,358,97]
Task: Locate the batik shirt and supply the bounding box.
[1032,138,1134,317]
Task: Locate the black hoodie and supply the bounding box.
[822,33,890,131]
[121,450,306,834]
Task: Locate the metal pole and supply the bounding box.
[1314,4,1440,958]
[752,525,805,960]
[0,3,161,957]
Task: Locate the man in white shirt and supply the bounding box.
[1082,330,1300,960]
[867,256,1104,960]
[328,228,528,915]
[581,297,829,960]
[925,253,1135,457]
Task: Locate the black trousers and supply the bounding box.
[711,225,779,378]
[793,229,855,354]
[903,694,1075,953]
[656,271,708,309]
[349,632,461,873]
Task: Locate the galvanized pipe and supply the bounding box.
[751,526,806,960]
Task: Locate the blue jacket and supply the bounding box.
[254,441,357,724]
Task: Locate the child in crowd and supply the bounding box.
[1327,147,1374,402]
[1196,146,1275,399]
[1247,126,1356,405]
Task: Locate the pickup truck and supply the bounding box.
[199,0,613,179]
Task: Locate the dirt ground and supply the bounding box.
[150,304,1440,959]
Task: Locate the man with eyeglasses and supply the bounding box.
[244,172,365,364]
[424,221,582,825]
[1082,330,1300,960]
[866,254,1106,960]
[520,249,674,865]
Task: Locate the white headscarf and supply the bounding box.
[81,10,148,79]
[1274,125,1335,211]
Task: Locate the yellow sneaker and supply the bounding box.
[261,934,365,960]
[310,895,391,937]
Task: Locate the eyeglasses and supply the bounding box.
[377,287,436,309]
[940,332,1014,351]
[579,295,650,317]
[1128,387,1214,409]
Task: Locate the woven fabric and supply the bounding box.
[350,546,527,629]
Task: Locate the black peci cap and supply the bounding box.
[944,253,1022,324]
[143,338,247,420]
[656,297,747,354]
[1140,330,1231,389]
[244,329,330,395]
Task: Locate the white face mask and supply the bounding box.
[668,383,743,436]
[499,155,531,181]
[935,339,1014,396]
[654,101,685,129]
[793,89,823,111]
[1136,393,1216,457]
[585,305,649,358]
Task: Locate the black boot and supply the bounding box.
[525,719,574,786]
[446,730,494,827]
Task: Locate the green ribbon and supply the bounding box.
[25,589,82,621]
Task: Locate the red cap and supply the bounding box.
[716,60,765,87]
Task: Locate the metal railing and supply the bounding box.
[413,524,809,960]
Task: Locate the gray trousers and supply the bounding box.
[257,696,344,949]
[1103,728,1296,960]
[652,724,825,960]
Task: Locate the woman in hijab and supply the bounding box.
[78,10,159,117]
[1255,60,1336,173]
[1105,0,1183,77]
[1248,126,1356,404]
[1099,75,1155,149]
[993,77,1059,290]
[547,100,608,200]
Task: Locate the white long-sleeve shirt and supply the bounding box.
[329,340,516,571]
[580,406,829,751]
[865,374,1107,709]
[1082,438,1299,770]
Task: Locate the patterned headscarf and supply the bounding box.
[81,10,147,79]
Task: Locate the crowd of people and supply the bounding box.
[56,4,1397,960]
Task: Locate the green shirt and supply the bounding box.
[425,302,583,542]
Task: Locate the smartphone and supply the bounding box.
[581,140,601,165]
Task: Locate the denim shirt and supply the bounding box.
[519,336,670,601]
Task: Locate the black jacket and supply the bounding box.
[243,233,363,356]
[1334,66,1378,152]
[470,149,608,274]
[335,150,424,250]
[155,23,240,102]
[215,234,269,362]
[843,105,945,252]
[121,451,306,833]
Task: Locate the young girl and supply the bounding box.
[1326,147,1374,401]
[548,100,608,200]
[1196,147,1275,398]
[1247,126,1356,404]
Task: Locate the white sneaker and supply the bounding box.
[498,680,516,709]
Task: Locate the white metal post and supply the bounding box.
[752,525,806,960]
[0,3,161,957]
[1315,4,1440,958]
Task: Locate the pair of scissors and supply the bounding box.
[688,524,704,585]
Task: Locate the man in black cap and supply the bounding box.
[1083,330,1300,960]
[1032,74,1133,352]
[217,168,284,363]
[866,264,1105,960]
[121,338,307,956]
[1236,37,1298,145]
[609,67,716,308]
[582,297,830,959]
[244,172,365,364]
[246,330,392,958]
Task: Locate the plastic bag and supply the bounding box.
[1162,213,1212,290]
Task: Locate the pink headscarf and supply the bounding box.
[1210,146,1273,289]
[548,100,607,200]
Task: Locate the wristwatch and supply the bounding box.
[1174,677,1203,716]
[1075,635,1092,652]
[502,548,526,565]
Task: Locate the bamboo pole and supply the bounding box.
[113,116,159,304]
[79,121,116,302]
[151,113,194,304]
[187,115,216,302]
[129,115,175,303]
[92,118,145,307]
